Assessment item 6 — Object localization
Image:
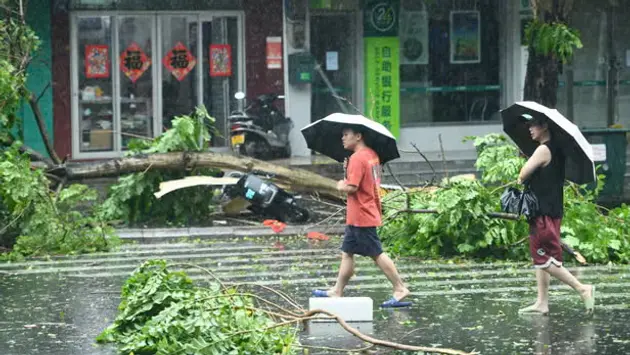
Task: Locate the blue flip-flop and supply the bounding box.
[380,297,412,308]
[312,289,330,297]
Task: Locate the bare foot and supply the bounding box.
[393,287,410,301]
[580,285,595,312]
[579,284,593,301]
[518,303,549,315]
[326,288,342,297]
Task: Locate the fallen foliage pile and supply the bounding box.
[380,134,630,264]
[97,260,476,355]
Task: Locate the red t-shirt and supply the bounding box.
[345,147,382,227]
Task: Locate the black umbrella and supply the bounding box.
[301,113,400,164]
[500,101,596,185]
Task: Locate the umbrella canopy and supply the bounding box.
[301,113,400,164]
[500,101,596,185]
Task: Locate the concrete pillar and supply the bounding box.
[500,0,523,107]
[283,0,312,157]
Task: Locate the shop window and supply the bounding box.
[77,16,114,152]
[160,15,199,130]
[561,0,630,128]
[72,12,244,158]
[118,16,155,148]
[399,0,500,126]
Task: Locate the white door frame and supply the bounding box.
[197,11,246,145]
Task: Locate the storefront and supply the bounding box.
[26,0,624,160]
[50,0,285,160]
[286,0,520,157]
[69,12,243,158]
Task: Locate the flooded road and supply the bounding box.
[1,237,629,354]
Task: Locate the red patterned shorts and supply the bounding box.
[528,216,563,268]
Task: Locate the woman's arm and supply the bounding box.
[518,145,551,184]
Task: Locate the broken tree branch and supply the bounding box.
[51,152,342,200]
[28,92,61,164]
[385,163,407,191]
[3,135,55,168]
[409,142,437,184]
[303,309,476,355]
[386,208,520,222]
[35,82,51,104]
[438,134,449,183]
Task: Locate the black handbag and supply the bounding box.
[500,185,539,219]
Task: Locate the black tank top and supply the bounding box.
[528,141,565,218]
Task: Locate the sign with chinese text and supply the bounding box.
[163,42,197,81]
[210,44,232,77]
[266,37,282,69]
[365,37,400,138]
[85,45,110,79]
[364,0,400,137]
[119,42,151,83]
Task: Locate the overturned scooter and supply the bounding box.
[222,171,310,223]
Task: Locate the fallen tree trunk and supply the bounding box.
[52,151,343,200]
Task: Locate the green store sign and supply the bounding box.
[364,0,400,138]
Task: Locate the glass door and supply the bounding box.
[564,1,630,129]
[159,15,200,132]
[75,16,115,154]
[310,12,358,121]
[200,14,243,147]
[117,16,156,149]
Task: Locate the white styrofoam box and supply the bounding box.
[308,297,373,322]
[305,321,374,338]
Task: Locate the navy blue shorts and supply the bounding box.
[341,225,383,257]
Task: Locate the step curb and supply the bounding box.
[116,224,346,242]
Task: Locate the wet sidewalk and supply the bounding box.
[1,236,629,354]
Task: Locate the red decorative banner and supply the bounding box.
[266,37,282,69]
[119,42,151,83]
[209,44,232,77]
[85,45,110,79]
[163,42,197,81]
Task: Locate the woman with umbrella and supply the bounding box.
[302,113,411,308]
[502,102,595,315]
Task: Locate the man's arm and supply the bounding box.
[337,180,358,194]
[338,156,363,195]
[518,145,551,184]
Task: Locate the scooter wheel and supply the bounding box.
[286,206,309,223]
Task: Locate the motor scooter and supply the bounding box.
[221,171,310,223]
[229,92,292,160]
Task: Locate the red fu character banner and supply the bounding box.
[163,42,197,81]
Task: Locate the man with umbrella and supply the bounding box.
[502,102,596,315]
[302,113,411,308]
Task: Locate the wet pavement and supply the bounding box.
[1,237,629,355]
